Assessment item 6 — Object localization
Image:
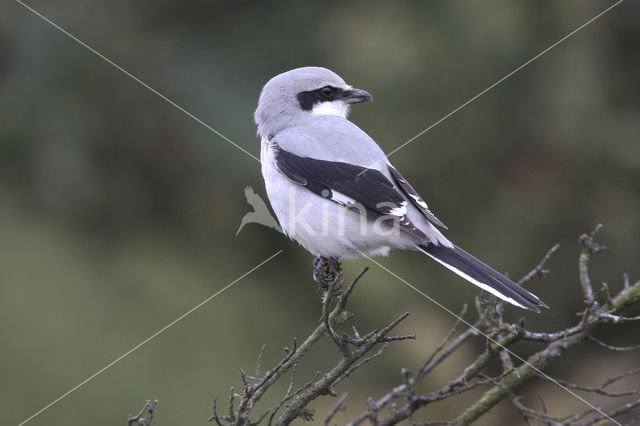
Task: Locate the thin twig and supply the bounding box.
[255,344,266,387]
[416,305,469,380]
[577,397,640,426]
[552,376,637,398]
[518,243,560,285]
[578,224,604,304]
[128,400,158,426]
[589,335,640,351]
[324,392,348,426]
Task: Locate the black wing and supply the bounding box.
[388,165,447,229]
[274,147,427,239]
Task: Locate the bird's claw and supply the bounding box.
[313,256,343,290]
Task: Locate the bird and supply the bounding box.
[254,66,546,312]
[236,186,283,235]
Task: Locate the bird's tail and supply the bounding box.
[417,243,547,312]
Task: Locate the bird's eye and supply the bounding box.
[319,86,335,99]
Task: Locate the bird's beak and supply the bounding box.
[343,88,373,104]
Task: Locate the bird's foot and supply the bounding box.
[313,256,344,290]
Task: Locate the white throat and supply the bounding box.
[311,101,349,118]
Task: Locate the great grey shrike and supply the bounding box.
[255,66,546,312]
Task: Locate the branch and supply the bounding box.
[204,226,640,425]
[128,400,158,426]
[324,392,348,425]
[518,243,560,285]
[209,266,414,425]
[275,311,412,424]
[347,226,640,425]
[552,370,639,398]
[578,224,604,304]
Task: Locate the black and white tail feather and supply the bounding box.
[418,243,547,312]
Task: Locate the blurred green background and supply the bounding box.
[1,1,639,425]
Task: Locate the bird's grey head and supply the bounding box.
[254,66,373,139]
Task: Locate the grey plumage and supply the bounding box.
[255,66,546,312]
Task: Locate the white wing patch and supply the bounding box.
[387,165,447,229]
[409,194,428,210]
[387,201,408,217]
[326,189,357,206]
